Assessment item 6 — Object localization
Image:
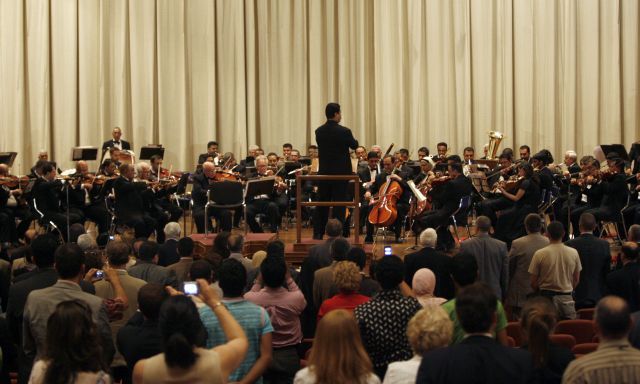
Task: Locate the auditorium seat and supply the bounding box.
[549,334,576,350]
[555,320,595,344]
[572,342,599,355]
[506,322,523,346]
[577,308,595,320]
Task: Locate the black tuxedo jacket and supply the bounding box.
[102,139,131,151]
[113,176,147,222]
[403,247,455,299]
[606,262,640,312]
[440,175,473,215]
[416,335,533,384]
[565,233,611,308]
[315,120,358,175]
[32,178,63,215]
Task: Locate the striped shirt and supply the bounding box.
[562,340,640,384]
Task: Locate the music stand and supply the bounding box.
[299,157,312,166]
[243,177,277,234]
[0,152,17,167]
[601,144,630,162]
[139,146,165,161]
[284,161,302,179]
[72,147,98,161]
[476,159,499,170]
[244,166,258,180]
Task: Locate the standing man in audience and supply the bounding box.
[563,296,640,383]
[565,213,611,309]
[459,216,508,301]
[157,222,181,266]
[507,213,549,318]
[313,102,359,240]
[417,283,533,383]
[166,237,196,285]
[605,242,640,312]
[312,238,351,308]
[127,241,177,287]
[102,127,131,151]
[403,228,454,300]
[529,222,582,319]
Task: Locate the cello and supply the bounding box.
[368,162,403,227]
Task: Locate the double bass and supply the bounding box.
[368,164,403,227]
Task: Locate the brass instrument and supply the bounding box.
[487,131,504,160]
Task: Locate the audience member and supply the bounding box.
[383,306,453,384]
[417,283,533,383]
[628,224,640,242]
[313,237,351,307]
[77,233,98,251]
[95,241,147,378]
[117,284,167,383]
[133,281,248,383]
[507,213,549,318]
[157,222,181,266]
[167,237,195,284]
[211,231,231,259]
[128,241,177,288]
[605,242,640,311]
[403,228,454,299]
[355,255,422,379]
[563,296,640,383]
[23,244,116,382]
[459,216,508,300]
[344,247,381,297]
[252,250,267,269]
[201,259,273,384]
[68,223,86,244]
[529,221,582,319]
[565,213,611,309]
[443,251,509,345]
[228,234,254,273]
[28,300,112,383]
[520,297,574,384]
[294,309,380,384]
[317,261,370,320]
[245,255,306,383]
[188,260,223,307]
[412,268,447,307]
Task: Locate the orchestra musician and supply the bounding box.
[561,156,603,237]
[463,147,475,162]
[191,161,233,233]
[412,162,472,250]
[237,145,260,172]
[267,153,279,169]
[0,164,30,245]
[355,146,367,163]
[307,145,318,159]
[414,157,436,185]
[417,146,430,160]
[32,162,84,239]
[282,143,293,162]
[67,161,111,234]
[476,154,516,227]
[244,155,284,233]
[113,163,158,239]
[434,142,448,163]
[492,163,541,244]
[357,151,381,230]
[531,150,555,192]
[313,102,359,240]
[363,154,411,243]
[139,159,182,230]
[197,141,219,165]
[519,145,531,162]
[102,127,131,151]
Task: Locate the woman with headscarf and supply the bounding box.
[412,268,446,307]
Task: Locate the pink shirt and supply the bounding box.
[244,278,306,348]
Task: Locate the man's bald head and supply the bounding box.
[595,296,631,340]
[0,164,9,176]
[203,161,216,178]
[76,160,88,174]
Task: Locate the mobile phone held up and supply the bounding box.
[183,281,199,296]
[95,270,104,280]
[384,246,392,256]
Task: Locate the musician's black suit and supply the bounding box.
[101,139,131,151]
[313,119,358,239]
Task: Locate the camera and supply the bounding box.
[183,281,199,295]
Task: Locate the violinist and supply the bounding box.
[113,163,158,239]
[191,161,233,233]
[32,162,84,239]
[245,155,283,233]
[66,161,110,234]
[531,150,555,192]
[0,164,28,245]
[493,163,541,244]
[414,157,436,186]
[417,146,430,160]
[363,155,411,243]
[134,162,180,243]
[476,154,516,227]
[434,142,448,163]
[412,162,472,250]
[237,145,260,172]
[563,157,603,238]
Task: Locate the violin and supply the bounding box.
[213,170,240,182]
[368,165,403,227]
[0,175,31,189]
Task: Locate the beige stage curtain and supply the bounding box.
[1,0,638,174]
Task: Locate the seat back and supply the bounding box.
[549,334,577,350]
[506,322,523,346]
[577,308,595,320]
[555,319,595,344]
[571,342,599,355]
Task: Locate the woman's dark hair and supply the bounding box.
[519,162,540,185]
[260,255,287,288]
[373,255,404,290]
[159,295,207,369]
[43,300,107,384]
[521,297,557,368]
[212,231,231,259]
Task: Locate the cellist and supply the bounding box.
[363,154,411,243]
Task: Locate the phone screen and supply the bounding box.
[384,246,392,256]
[183,281,199,295]
[95,270,104,279]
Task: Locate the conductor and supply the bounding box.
[313,103,359,239]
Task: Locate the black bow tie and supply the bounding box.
[113,141,120,144]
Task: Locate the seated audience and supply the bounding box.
[520,297,574,384]
[403,228,454,300]
[294,309,380,384]
[167,237,195,284]
[417,283,533,383]
[117,284,168,383]
[444,251,509,345]
[128,241,177,288]
[201,259,273,383]
[245,255,306,383]
[133,281,248,383]
[355,255,422,379]
[563,296,640,383]
[412,268,447,307]
[605,242,640,312]
[28,300,112,383]
[383,305,453,384]
[317,261,370,320]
